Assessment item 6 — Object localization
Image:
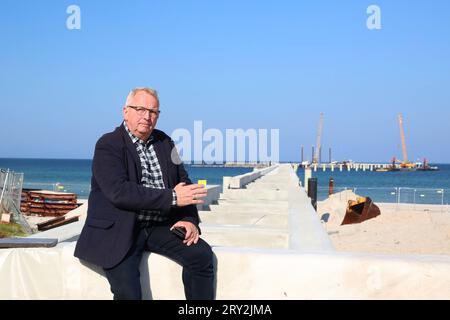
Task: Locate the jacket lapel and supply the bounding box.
[152,138,169,187]
[120,124,142,182]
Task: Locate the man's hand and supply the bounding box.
[174,182,207,207]
[170,221,199,246]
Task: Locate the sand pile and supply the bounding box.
[318,190,450,255]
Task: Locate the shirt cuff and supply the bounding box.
[171,190,177,206]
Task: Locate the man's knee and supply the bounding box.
[190,239,214,269]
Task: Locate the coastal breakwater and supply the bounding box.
[1,164,450,299]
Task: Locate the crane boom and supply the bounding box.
[313,113,324,164]
[398,114,408,164]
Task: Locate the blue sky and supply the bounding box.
[0,0,449,163]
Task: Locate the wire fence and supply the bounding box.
[0,169,33,233]
[0,169,24,215]
[319,186,449,210]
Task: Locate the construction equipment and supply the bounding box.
[313,113,324,164]
[397,114,415,169]
[341,197,381,225]
[378,115,439,172]
[416,158,439,171]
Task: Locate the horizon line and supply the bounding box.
[0,157,449,165]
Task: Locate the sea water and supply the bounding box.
[1,158,449,204]
[297,164,450,204]
[0,158,252,199]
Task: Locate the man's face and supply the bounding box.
[123,91,159,140]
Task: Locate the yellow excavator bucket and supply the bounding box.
[341,197,381,225]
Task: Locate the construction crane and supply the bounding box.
[313,113,324,164]
[397,114,415,169]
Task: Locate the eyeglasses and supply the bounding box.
[127,105,160,117]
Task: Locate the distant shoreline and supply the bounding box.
[1,158,449,165]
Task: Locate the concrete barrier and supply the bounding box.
[288,185,334,251]
[199,212,288,228]
[2,242,450,299]
[209,164,333,252]
[196,185,221,211]
[224,165,278,190]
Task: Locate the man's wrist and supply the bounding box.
[171,189,177,206]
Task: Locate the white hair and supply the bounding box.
[125,87,159,106]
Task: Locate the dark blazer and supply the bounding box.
[74,124,200,268]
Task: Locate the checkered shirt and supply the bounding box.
[124,122,176,224]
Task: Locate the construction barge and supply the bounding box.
[374,158,439,172]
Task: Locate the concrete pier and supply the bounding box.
[200,164,333,251]
[297,162,393,172]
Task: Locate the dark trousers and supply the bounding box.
[103,223,215,300]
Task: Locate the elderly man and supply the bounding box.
[74,87,214,300]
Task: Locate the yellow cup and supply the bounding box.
[197,180,207,188]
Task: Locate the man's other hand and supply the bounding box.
[174,182,207,207]
[170,221,199,246]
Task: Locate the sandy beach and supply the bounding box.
[318,190,450,255]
